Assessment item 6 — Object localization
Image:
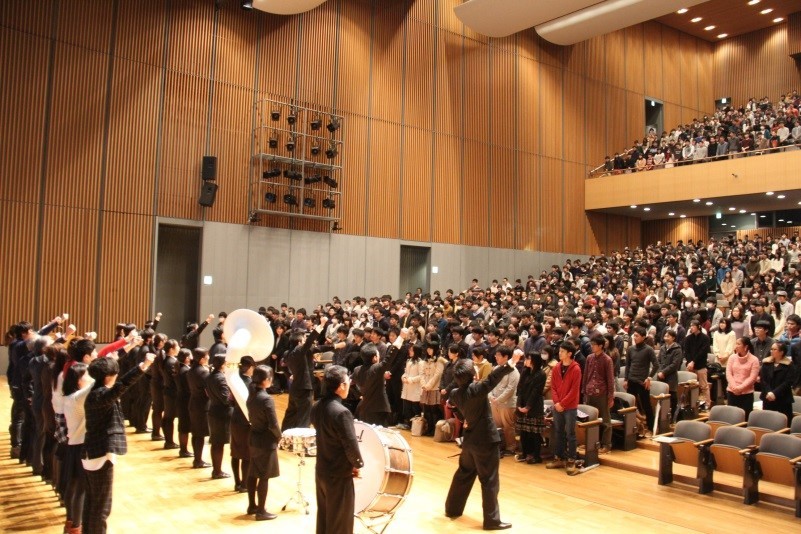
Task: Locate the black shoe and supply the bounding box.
[10,446,20,459]
[526,457,543,465]
[484,522,512,530]
[192,461,212,469]
[445,512,462,519]
[237,484,248,493]
[179,450,193,458]
[255,511,277,521]
[134,428,151,434]
[151,435,165,441]
[246,504,258,515]
[212,471,231,479]
[164,443,180,450]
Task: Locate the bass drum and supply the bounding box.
[353,422,413,517]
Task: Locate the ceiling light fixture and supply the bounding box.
[630,205,637,209]
[778,194,786,199]
[677,8,688,14]
[704,25,716,31]
[722,223,727,226]
[693,198,701,203]
[750,213,756,216]
[760,8,773,14]
[773,17,784,23]
[779,219,785,222]
[731,225,736,228]
[728,207,736,211]
[705,201,713,206]
[766,191,774,195]
[760,215,766,218]
[669,212,675,216]
[643,207,651,212]
[680,215,687,218]
[739,209,746,213]
[747,0,760,5]
[691,17,702,22]
[717,33,728,38]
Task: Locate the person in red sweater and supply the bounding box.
[546,341,582,475]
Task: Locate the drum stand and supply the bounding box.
[356,512,397,534]
[282,452,310,515]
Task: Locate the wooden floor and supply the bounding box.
[1,377,799,533]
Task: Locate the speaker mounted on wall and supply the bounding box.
[202,156,217,181]
[198,182,218,207]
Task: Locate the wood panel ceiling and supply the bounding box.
[657,0,799,42]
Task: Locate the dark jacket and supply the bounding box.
[310,395,364,478]
[516,367,546,418]
[759,356,795,406]
[232,374,252,427]
[186,364,210,413]
[286,327,324,393]
[205,369,233,416]
[683,331,711,370]
[83,366,144,460]
[162,355,178,397]
[655,342,684,391]
[247,385,281,454]
[352,343,401,416]
[448,362,515,450]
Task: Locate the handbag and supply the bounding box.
[410,415,427,437]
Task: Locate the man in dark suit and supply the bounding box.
[282,317,328,430]
[311,365,364,534]
[445,348,520,531]
[83,352,153,534]
[352,331,404,425]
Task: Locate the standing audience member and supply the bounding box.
[583,336,615,454]
[546,341,582,476]
[206,354,234,479]
[655,330,684,415]
[515,353,546,464]
[726,337,760,419]
[625,327,658,436]
[282,317,328,430]
[759,342,795,424]
[684,320,711,409]
[230,356,255,493]
[187,348,211,469]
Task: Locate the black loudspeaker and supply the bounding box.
[198,182,218,207]
[201,156,217,181]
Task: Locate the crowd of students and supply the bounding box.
[7,229,801,531]
[597,91,801,175]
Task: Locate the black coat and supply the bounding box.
[310,395,364,478]
[352,344,400,416]
[759,357,795,406]
[247,386,281,453]
[448,362,514,450]
[83,366,144,459]
[186,364,210,413]
[516,367,546,418]
[286,328,324,393]
[205,369,232,416]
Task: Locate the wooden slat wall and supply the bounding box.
[736,226,801,241]
[641,216,709,248]
[714,23,801,106]
[7,0,793,340]
[789,13,801,57]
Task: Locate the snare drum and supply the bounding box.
[353,421,413,517]
[280,427,316,455]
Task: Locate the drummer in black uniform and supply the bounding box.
[311,365,364,534]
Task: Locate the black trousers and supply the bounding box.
[445,444,502,527]
[727,391,754,420]
[315,472,355,534]
[282,390,313,431]
[83,460,114,534]
[627,380,654,430]
[10,387,25,447]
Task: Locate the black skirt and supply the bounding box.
[62,443,85,488]
[189,409,209,438]
[230,421,251,460]
[248,449,279,479]
[176,397,191,433]
[208,409,232,445]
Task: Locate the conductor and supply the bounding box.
[310,365,365,534]
[444,346,519,531]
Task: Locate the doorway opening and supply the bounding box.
[644,98,664,139]
[399,245,430,297]
[155,224,202,339]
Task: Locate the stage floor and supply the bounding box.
[1,377,798,533]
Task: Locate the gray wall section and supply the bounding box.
[180,220,588,348]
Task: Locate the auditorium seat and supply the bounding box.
[611,392,638,451]
[577,404,601,467]
[793,396,801,419]
[743,433,801,516]
[697,405,746,438]
[650,380,672,434]
[791,416,801,438]
[704,426,757,495]
[677,371,700,418]
[657,420,713,491]
[746,410,789,446]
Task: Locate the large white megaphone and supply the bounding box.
[222,309,275,421]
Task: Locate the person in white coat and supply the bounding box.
[399,344,424,429]
[488,347,520,457]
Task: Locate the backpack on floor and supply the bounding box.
[433,418,455,442]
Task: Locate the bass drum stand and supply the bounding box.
[355,511,398,534]
[282,450,310,515]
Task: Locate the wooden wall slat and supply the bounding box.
[432,133,460,244]
[257,16,300,104]
[626,90,645,144]
[641,216,709,248]
[437,0,464,36]
[56,0,113,53]
[538,33,564,69]
[713,23,800,107]
[366,120,401,239]
[215,0,260,88]
[586,212,605,256]
[410,0,434,25]
[370,1,406,124]
[38,205,98,332]
[515,152,539,251]
[563,162,585,254]
[340,113,367,236]
[564,39,586,75]
[625,25,644,95]
[517,28,538,61]
[1,0,53,37]
[679,32,698,111]
[539,157,563,252]
[489,49,515,149]
[104,59,161,215]
[0,201,39,333]
[605,30,625,89]
[585,35,605,82]
[517,56,539,154]
[585,78,605,165]
[696,39,714,114]
[789,13,801,57]
[44,44,107,210]
[400,127,432,243]
[628,217,642,251]
[157,71,208,220]
[564,71,586,164]
[606,86,627,157]
[167,0,214,77]
[664,102,681,135]
[489,146,514,249]
[643,22,664,101]
[0,29,48,203]
[434,29,463,136]
[661,26,681,104]
[98,212,152,340]
[115,0,166,66]
[462,139,489,247]
[463,38,489,143]
[540,64,563,159]
[404,20,434,130]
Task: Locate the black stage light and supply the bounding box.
[322,198,335,210]
[286,134,296,152]
[326,116,341,133]
[287,108,297,125]
[323,176,338,188]
[310,114,322,131]
[283,194,298,206]
[325,141,338,159]
[268,130,278,149]
[304,174,322,185]
[263,168,281,179]
[270,107,280,121]
[283,170,302,181]
[331,222,342,231]
[310,141,321,156]
[264,192,276,203]
[303,197,316,208]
